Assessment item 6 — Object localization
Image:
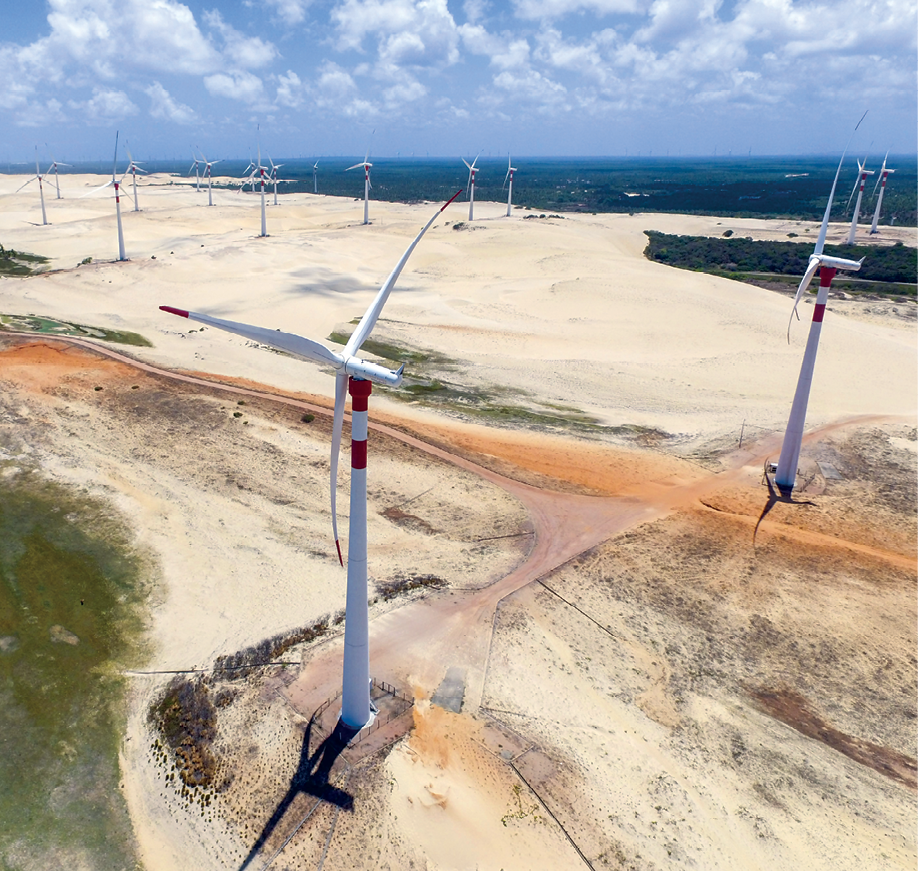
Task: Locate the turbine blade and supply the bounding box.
[112,131,119,181]
[330,370,348,565]
[345,163,363,171]
[79,179,114,198]
[787,256,821,342]
[15,176,38,193]
[345,190,463,356]
[158,307,344,368]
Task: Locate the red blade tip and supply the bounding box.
[335,540,343,567]
[441,189,463,211]
[160,305,189,318]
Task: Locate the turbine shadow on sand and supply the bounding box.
[238,716,355,871]
[754,472,815,545]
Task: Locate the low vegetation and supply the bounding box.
[0,244,49,276]
[643,231,917,296]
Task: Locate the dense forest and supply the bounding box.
[643,231,916,294]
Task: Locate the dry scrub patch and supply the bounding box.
[482,424,916,870]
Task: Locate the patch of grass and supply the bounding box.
[0,244,50,276]
[327,329,455,370]
[0,313,153,346]
[0,469,149,867]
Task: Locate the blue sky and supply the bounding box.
[1,0,915,162]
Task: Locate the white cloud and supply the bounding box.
[258,0,312,25]
[69,87,139,122]
[331,0,461,67]
[204,71,265,103]
[511,0,644,20]
[461,24,531,69]
[46,0,221,76]
[275,70,304,106]
[316,62,358,100]
[203,9,278,69]
[145,81,196,123]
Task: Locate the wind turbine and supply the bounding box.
[80,132,129,261]
[268,156,284,206]
[463,154,480,221]
[16,147,49,225]
[188,152,201,191]
[503,155,517,217]
[160,189,463,730]
[46,152,71,200]
[198,150,221,207]
[844,158,874,244]
[241,133,269,236]
[774,127,866,495]
[312,160,319,194]
[869,153,895,234]
[124,143,146,212]
[346,145,373,225]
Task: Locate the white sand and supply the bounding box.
[2,173,914,448]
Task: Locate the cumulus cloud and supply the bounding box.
[204,71,265,103]
[46,0,221,76]
[145,81,196,123]
[275,70,304,106]
[331,0,461,67]
[257,0,313,25]
[204,9,278,69]
[69,87,139,122]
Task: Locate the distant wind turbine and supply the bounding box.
[463,154,480,221]
[198,150,221,206]
[242,131,270,236]
[503,155,517,217]
[774,120,866,495]
[16,147,49,225]
[346,143,373,225]
[844,158,874,244]
[312,160,319,194]
[268,156,283,206]
[160,189,463,730]
[869,153,895,234]
[80,131,129,261]
[46,151,71,200]
[124,142,146,212]
[188,152,201,191]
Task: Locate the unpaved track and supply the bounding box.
[8,334,913,711]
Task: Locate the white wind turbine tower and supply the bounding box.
[463,153,480,220]
[188,152,202,191]
[869,153,895,234]
[313,160,319,194]
[503,155,517,217]
[774,128,866,495]
[346,144,373,225]
[16,148,50,225]
[46,152,71,200]
[161,189,463,730]
[844,157,873,244]
[242,133,270,237]
[81,132,129,261]
[198,150,221,206]
[268,156,284,206]
[124,143,146,212]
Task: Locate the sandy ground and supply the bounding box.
[0,175,915,870]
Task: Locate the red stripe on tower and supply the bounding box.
[813,304,826,323]
[350,378,372,410]
[351,440,367,469]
